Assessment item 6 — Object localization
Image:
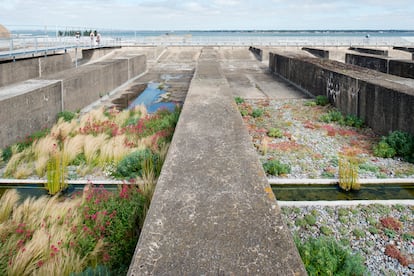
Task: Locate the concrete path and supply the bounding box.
[128,47,306,275]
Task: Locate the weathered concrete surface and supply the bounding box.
[218,47,307,99]
[0,51,146,147]
[349,47,388,56]
[346,53,414,79]
[270,51,414,136]
[302,47,329,59]
[0,54,73,87]
[0,80,61,148]
[44,54,146,111]
[128,47,306,275]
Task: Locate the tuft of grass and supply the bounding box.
[63,135,86,164]
[338,154,360,191]
[83,134,108,165]
[315,95,329,106]
[0,189,19,223]
[57,110,77,122]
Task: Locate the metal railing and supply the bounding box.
[1,30,414,60]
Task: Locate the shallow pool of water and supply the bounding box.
[0,184,118,201]
[272,184,414,201]
[128,83,176,113]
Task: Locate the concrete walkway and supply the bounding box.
[128,47,306,275]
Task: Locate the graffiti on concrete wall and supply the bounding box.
[327,72,340,103]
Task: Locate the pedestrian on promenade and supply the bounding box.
[90,31,95,47]
[96,33,101,46]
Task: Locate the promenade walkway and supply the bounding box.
[128,47,306,275]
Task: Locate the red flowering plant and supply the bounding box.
[74,184,146,275]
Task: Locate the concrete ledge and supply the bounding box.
[44,54,146,111]
[269,52,414,136]
[249,46,263,61]
[349,47,388,57]
[0,54,72,87]
[0,80,62,148]
[346,53,414,79]
[302,47,329,59]
[128,48,306,275]
[0,53,146,147]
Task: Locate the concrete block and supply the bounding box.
[0,80,61,148]
[345,53,388,73]
[349,47,388,57]
[302,47,329,59]
[0,58,39,87]
[269,51,414,136]
[39,53,72,76]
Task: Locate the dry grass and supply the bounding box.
[33,136,59,159]
[14,163,33,179]
[4,151,26,177]
[99,134,132,165]
[0,192,104,275]
[50,118,77,140]
[113,110,131,128]
[62,135,85,164]
[79,107,107,128]
[0,189,19,223]
[83,134,108,164]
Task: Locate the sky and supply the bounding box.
[1,0,414,31]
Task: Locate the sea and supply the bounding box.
[6,28,414,46]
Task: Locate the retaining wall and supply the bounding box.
[269,52,414,136]
[345,53,414,79]
[302,47,329,59]
[349,47,388,56]
[0,54,72,87]
[0,80,62,148]
[249,46,263,60]
[0,54,146,148]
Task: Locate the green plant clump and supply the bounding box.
[315,95,329,106]
[295,236,367,276]
[113,149,160,179]
[251,108,264,118]
[57,110,77,122]
[374,131,414,163]
[263,160,291,176]
[234,96,245,104]
[267,128,283,138]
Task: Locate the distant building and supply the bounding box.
[0,24,11,38]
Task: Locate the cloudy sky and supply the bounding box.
[1,0,413,30]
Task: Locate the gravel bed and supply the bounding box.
[242,98,414,180]
[240,98,414,274]
[281,204,414,275]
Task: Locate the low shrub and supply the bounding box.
[344,115,364,128]
[234,96,245,104]
[1,146,12,163]
[113,149,160,179]
[374,131,414,163]
[262,160,291,176]
[304,214,317,226]
[315,95,329,106]
[294,236,367,275]
[267,128,283,138]
[57,111,77,122]
[251,108,264,118]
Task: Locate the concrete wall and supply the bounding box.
[80,47,120,63]
[249,46,263,61]
[345,53,388,73]
[346,53,414,79]
[388,59,414,79]
[0,54,146,148]
[302,47,329,59]
[0,54,73,87]
[349,47,388,56]
[269,52,414,136]
[0,80,62,148]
